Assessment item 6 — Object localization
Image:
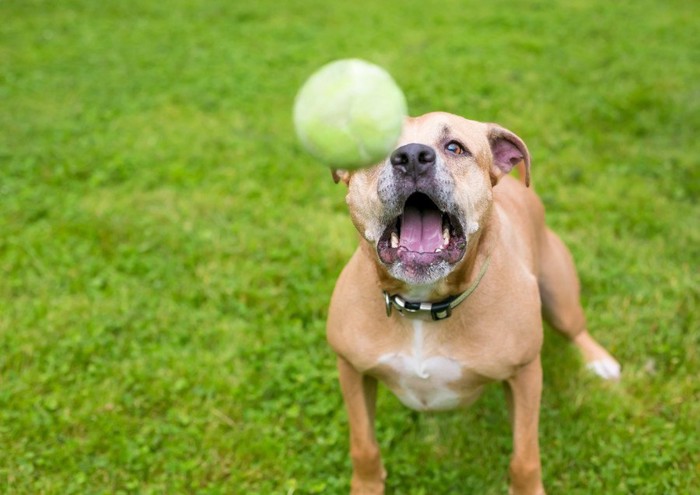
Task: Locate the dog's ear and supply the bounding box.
[331,169,351,185]
[487,125,531,187]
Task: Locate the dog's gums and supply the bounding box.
[376,192,467,267]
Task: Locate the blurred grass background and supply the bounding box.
[1,0,698,493]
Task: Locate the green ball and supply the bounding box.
[293,59,408,169]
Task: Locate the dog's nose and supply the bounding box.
[390,143,436,177]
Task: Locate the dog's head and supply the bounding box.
[334,112,530,287]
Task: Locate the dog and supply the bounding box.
[326,112,621,495]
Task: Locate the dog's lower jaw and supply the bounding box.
[384,258,454,287]
[373,229,482,293]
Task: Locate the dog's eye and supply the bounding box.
[445,141,466,155]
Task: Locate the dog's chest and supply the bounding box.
[372,320,482,411]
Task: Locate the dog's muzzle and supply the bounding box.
[374,143,469,282]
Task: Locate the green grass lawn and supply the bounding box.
[1,0,698,493]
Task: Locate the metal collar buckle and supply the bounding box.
[384,292,456,321]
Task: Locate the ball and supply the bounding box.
[293,59,408,169]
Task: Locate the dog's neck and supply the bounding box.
[396,283,442,302]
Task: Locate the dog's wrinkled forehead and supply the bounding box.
[397,112,490,156]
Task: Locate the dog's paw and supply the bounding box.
[509,485,546,495]
[573,331,621,381]
[350,480,385,495]
[586,357,621,380]
[350,467,386,495]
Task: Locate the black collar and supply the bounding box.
[383,255,491,321]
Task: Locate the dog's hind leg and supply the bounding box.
[537,228,621,380]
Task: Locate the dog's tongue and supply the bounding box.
[400,205,443,253]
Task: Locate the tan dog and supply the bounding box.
[327,112,620,495]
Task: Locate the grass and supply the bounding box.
[1,0,698,493]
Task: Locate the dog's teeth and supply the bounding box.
[443,227,450,245]
[391,232,399,248]
[434,248,443,253]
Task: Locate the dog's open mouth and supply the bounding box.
[377,193,467,266]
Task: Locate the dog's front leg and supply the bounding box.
[505,356,546,495]
[337,356,386,495]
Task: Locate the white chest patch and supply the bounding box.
[376,321,464,411]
